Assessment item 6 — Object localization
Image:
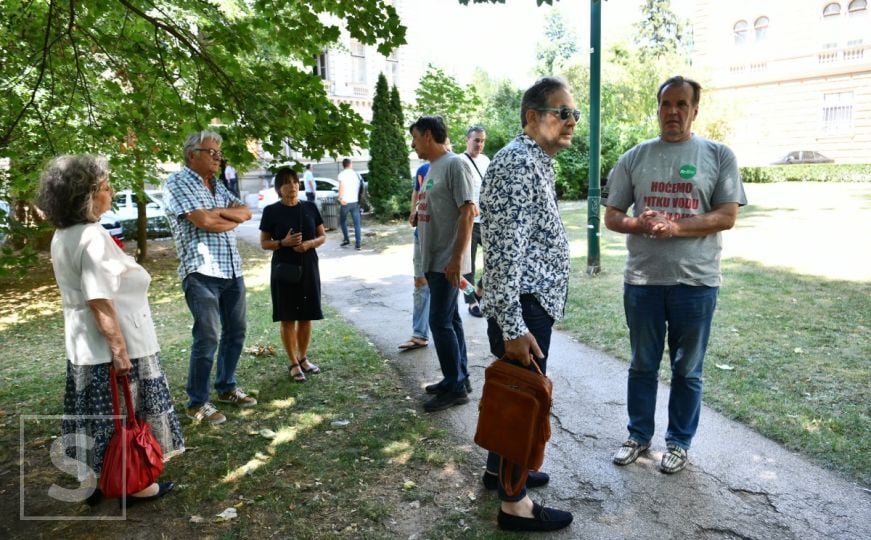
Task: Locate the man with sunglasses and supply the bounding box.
[605,76,746,474]
[479,76,576,532]
[164,130,257,426]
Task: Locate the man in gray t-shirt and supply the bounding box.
[605,76,747,475]
[410,116,475,413]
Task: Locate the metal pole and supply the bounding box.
[587,0,602,275]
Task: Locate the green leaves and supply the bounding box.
[0,0,405,267]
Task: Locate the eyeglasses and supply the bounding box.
[537,107,581,122]
[193,148,223,159]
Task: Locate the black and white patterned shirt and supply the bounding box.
[480,133,570,340]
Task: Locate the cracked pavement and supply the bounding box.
[237,217,870,539]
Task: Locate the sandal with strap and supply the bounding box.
[300,357,321,374]
[289,363,306,383]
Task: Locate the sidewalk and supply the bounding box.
[238,219,871,539]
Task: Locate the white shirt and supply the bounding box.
[51,223,160,365]
[463,152,490,223]
[303,170,316,194]
[338,168,360,204]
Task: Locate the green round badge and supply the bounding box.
[679,164,697,179]
[425,178,434,190]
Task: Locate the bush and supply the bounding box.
[740,164,871,183]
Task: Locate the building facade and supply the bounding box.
[691,0,870,165]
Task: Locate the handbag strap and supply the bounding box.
[463,152,484,181]
[499,356,545,376]
[108,366,139,432]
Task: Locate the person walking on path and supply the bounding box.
[605,75,747,474]
[411,116,476,412]
[164,130,257,425]
[337,158,362,250]
[398,161,431,351]
[460,126,490,318]
[303,164,316,203]
[479,76,577,532]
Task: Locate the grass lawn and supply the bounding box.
[0,241,507,538]
[0,181,867,538]
[559,182,870,486]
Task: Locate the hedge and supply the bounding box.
[739,164,871,183]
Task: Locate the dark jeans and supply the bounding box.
[463,222,483,305]
[425,271,469,394]
[485,294,554,502]
[624,283,718,450]
[306,192,315,202]
[182,273,247,408]
[340,202,362,248]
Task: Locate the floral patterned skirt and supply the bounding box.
[59,353,185,479]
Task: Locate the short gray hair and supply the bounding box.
[521,76,570,128]
[182,130,223,165]
[37,155,110,228]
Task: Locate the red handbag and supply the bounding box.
[99,367,164,498]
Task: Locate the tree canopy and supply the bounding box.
[0,0,405,266]
[411,65,481,151]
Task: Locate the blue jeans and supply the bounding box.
[623,283,719,450]
[485,295,554,502]
[182,273,247,408]
[425,272,468,394]
[412,233,429,339]
[340,202,362,248]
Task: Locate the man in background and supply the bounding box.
[460,126,490,317]
[337,158,362,250]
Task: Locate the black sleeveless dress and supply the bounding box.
[259,201,324,321]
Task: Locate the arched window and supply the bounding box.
[755,16,770,42]
[823,2,842,16]
[734,20,749,45]
[848,0,867,12]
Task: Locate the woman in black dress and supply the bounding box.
[259,167,327,382]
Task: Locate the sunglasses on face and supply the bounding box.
[537,107,581,122]
[194,148,223,160]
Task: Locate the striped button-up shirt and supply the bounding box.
[164,166,244,280]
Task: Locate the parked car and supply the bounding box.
[113,189,165,220]
[773,151,834,165]
[112,189,171,238]
[100,211,124,247]
[258,177,339,210]
[0,200,9,244]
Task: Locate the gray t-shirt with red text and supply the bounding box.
[417,152,474,274]
[606,135,747,287]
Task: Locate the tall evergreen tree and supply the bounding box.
[389,85,410,182]
[368,74,406,218]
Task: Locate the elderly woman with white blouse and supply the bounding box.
[37,155,184,507]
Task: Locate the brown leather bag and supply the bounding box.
[474,357,552,495]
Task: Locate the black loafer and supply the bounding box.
[497,502,573,532]
[425,379,471,395]
[468,305,483,318]
[121,481,175,509]
[422,391,469,412]
[482,470,550,490]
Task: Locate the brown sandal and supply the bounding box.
[289,363,306,382]
[300,356,321,374]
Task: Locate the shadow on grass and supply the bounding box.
[0,244,487,538]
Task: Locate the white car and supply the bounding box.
[258,177,339,209]
[100,211,124,243]
[112,189,165,221]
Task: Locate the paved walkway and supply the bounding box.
[236,217,870,539]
